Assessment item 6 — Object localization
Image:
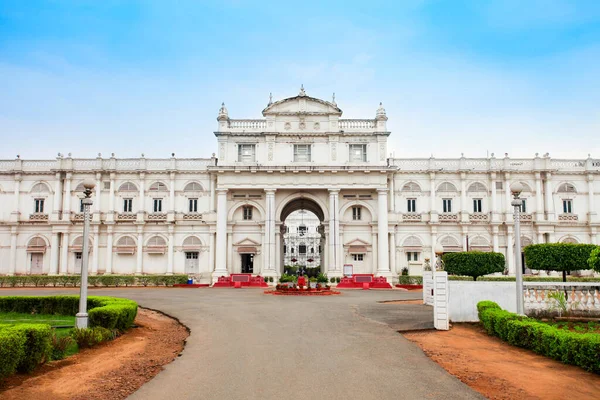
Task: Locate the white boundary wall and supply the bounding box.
[448,281,517,322]
[423,272,433,306]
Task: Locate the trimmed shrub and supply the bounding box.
[477,301,600,374]
[70,326,115,348]
[524,243,596,280]
[397,275,423,285]
[0,327,27,378]
[15,324,53,372]
[50,332,74,360]
[443,251,505,281]
[588,246,600,272]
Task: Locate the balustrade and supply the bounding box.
[338,119,376,129]
[228,119,267,130]
[523,284,600,316]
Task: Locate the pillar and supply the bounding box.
[430,230,437,266]
[537,232,544,244]
[227,232,233,273]
[63,172,72,219]
[208,231,215,273]
[377,188,390,275]
[371,228,378,275]
[91,226,99,275]
[328,189,339,273]
[389,230,396,276]
[535,172,544,221]
[136,228,143,274]
[506,228,514,275]
[138,172,145,221]
[50,232,60,275]
[460,172,468,222]
[209,174,215,212]
[492,226,499,253]
[588,175,596,223]
[94,172,101,222]
[168,172,175,221]
[166,227,174,275]
[214,189,228,275]
[106,228,113,274]
[462,227,468,251]
[59,232,69,275]
[107,173,115,222]
[264,189,276,273]
[504,172,512,223]
[9,228,17,275]
[429,173,438,223]
[545,173,554,221]
[490,172,498,222]
[275,227,281,276]
[11,175,21,222]
[53,172,63,221]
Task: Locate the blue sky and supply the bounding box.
[1,0,599,159]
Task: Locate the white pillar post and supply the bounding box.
[63,172,72,219]
[94,172,102,223]
[535,172,544,221]
[60,232,69,275]
[50,232,60,275]
[167,227,174,275]
[377,188,390,276]
[504,173,512,223]
[53,172,63,221]
[371,228,378,275]
[11,175,21,222]
[136,228,143,274]
[168,172,175,222]
[389,230,396,277]
[537,232,544,244]
[588,175,596,223]
[208,231,215,273]
[462,227,468,251]
[429,173,438,223]
[106,228,113,274]
[264,189,276,273]
[275,227,281,277]
[328,189,339,273]
[490,172,498,222]
[492,226,499,253]
[9,229,17,275]
[138,172,145,222]
[460,172,468,222]
[209,174,214,212]
[91,226,99,275]
[107,173,115,222]
[506,228,515,275]
[227,231,233,273]
[214,189,228,276]
[544,173,554,221]
[430,230,437,266]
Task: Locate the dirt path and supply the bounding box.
[0,308,189,400]
[404,324,600,400]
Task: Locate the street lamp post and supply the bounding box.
[511,182,524,315]
[76,180,96,329]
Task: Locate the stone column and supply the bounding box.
[208,230,215,273]
[137,172,145,222]
[60,232,69,275]
[53,172,63,221]
[227,231,233,273]
[588,175,596,223]
[11,175,21,222]
[506,228,515,275]
[460,172,468,223]
[430,230,437,266]
[328,189,340,273]
[371,228,378,275]
[9,228,17,275]
[462,227,468,251]
[107,173,115,223]
[209,175,215,212]
[264,189,276,273]
[50,232,60,275]
[544,173,554,221]
[106,228,113,274]
[492,226,499,253]
[535,172,544,221]
[63,172,72,219]
[377,189,390,276]
[429,173,438,223]
[214,189,228,276]
[537,232,544,244]
[275,228,281,277]
[94,172,102,223]
[389,230,396,276]
[504,173,513,223]
[490,172,498,222]
[168,172,176,222]
[136,228,143,274]
[91,226,99,275]
[167,227,174,275]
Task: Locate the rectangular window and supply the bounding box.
[293,144,311,162]
[238,144,256,162]
[189,198,198,212]
[123,198,133,213]
[473,198,482,213]
[299,245,307,254]
[34,199,44,213]
[349,144,367,162]
[352,206,362,220]
[153,198,163,213]
[442,198,452,213]
[563,199,573,214]
[299,226,307,236]
[352,254,364,262]
[103,181,111,190]
[243,206,253,220]
[407,198,416,213]
[406,252,420,262]
[519,199,527,213]
[495,181,503,190]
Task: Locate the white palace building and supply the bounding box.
[0,87,599,283]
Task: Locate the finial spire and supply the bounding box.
[375,102,387,121]
[268,92,273,105]
[299,84,306,96]
[217,102,229,121]
[332,92,336,105]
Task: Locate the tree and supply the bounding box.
[588,246,600,272]
[442,251,505,281]
[524,243,596,282]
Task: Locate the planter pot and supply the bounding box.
[310,282,317,289]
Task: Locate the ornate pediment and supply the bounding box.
[262,87,342,116]
[344,238,370,246]
[233,237,261,246]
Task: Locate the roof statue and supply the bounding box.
[376,102,387,121]
[299,84,306,97]
[217,102,229,121]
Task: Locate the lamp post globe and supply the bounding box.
[510,182,525,315]
[510,182,524,198]
[76,179,95,329]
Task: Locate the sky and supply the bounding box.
[1,0,599,160]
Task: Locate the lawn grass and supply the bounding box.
[544,320,600,334]
[0,312,75,327]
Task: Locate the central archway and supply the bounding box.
[278,196,326,276]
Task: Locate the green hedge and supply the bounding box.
[589,247,600,272]
[449,275,600,282]
[477,301,600,374]
[397,275,423,285]
[524,243,596,273]
[443,251,506,281]
[0,324,53,378]
[0,296,138,331]
[0,274,188,288]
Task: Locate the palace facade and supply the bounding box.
[0,87,599,283]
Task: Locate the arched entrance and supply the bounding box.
[279,196,326,276]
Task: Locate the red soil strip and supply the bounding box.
[403,324,600,400]
[0,308,189,400]
[264,290,341,296]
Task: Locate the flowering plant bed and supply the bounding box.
[395,284,423,290]
[264,289,341,296]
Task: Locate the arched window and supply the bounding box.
[27,237,48,253]
[31,183,50,194]
[118,182,138,192]
[147,236,166,246]
[183,236,202,250]
[184,182,203,192]
[146,236,167,254]
[438,182,458,192]
[116,236,136,254]
[558,183,577,193]
[440,236,461,252]
[469,236,491,252]
[467,182,487,193]
[402,182,421,192]
[403,236,423,248]
[72,236,93,252]
[149,182,168,192]
[561,236,579,244]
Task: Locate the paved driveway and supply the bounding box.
[1,288,483,400]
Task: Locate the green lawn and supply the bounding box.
[544,320,600,334]
[0,312,75,327]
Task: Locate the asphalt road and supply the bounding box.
[1,288,483,400]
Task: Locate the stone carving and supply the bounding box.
[380,143,386,161]
[284,122,291,130]
[332,143,337,161]
[268,143,274,161]
[314,122,320,130]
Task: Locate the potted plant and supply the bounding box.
[309,277,318,289]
